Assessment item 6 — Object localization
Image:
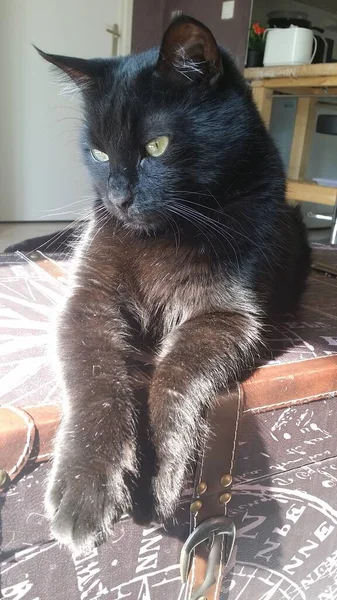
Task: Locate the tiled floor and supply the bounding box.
[0,222,71,252]
[0,221,332,253]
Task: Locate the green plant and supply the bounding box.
[249,22,266,51]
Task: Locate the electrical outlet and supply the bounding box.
[221,0,235,20]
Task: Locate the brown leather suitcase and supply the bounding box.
[1,246,337,600]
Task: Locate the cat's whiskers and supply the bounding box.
[171,199,273,271]
[166,205,221,263]
[179,190,214,198]
[50,105,83,115]
[167,199,229,242]
[177,197,259,247]
[39,196,95,217]
[167,203,240,269]
[168,188,260,250]
[87,207,112,251]
[221,209,274,269]
[178,197,225,216]
[188,208,241,268]
[170,188,230,218]
[39,210,85,219]
[158,210,181,253]
[170,214,181,254]
[54,116,83,124]
[29,213,90,256]
[203,184,226,214]
[51,130,81,142]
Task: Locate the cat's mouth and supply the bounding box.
[105,200,163,233]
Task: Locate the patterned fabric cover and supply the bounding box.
[1,247,337,599]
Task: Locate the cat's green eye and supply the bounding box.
[145,136,169,158]
[91,148,109,162]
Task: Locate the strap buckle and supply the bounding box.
[180,515,236,600]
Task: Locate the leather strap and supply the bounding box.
[25,251,67,282]
[312,260,337,277]
[0,405,61,486]
[185,384,243,600]
[0,406,35,484]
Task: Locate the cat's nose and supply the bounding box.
[114,195,133,212]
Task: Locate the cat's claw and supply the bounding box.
[45,460,131,555]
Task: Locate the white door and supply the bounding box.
[0,0,133,222]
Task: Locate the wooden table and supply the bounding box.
[244,63,337,243]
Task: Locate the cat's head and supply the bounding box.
[37,16,254,235]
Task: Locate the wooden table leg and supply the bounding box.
[288,97,317,180]
[330,202,337,245]
[251,84,273,127]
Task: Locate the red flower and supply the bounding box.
[252,22,265,36]
[249,22,266,51]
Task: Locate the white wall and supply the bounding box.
[0,0,133,222]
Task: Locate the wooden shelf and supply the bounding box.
[245,63,337,81]
[287,180,337,207]
[244,65,337,231]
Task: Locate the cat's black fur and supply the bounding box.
[38,16,310,554]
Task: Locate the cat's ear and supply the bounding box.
[156,15,223,86]
[34,46,107,89]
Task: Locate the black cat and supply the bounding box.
[36,16,310,554]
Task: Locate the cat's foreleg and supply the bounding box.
[149,310,262,519]
[46,288,138,554]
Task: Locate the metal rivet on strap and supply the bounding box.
[219,492,232,506]
[220,474,233,488]
[196,481,208,495]
[0,469,8,487]
[190,500,203,513]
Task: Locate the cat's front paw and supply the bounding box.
[46,459,131,555]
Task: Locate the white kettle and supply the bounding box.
[263,26,317,67]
